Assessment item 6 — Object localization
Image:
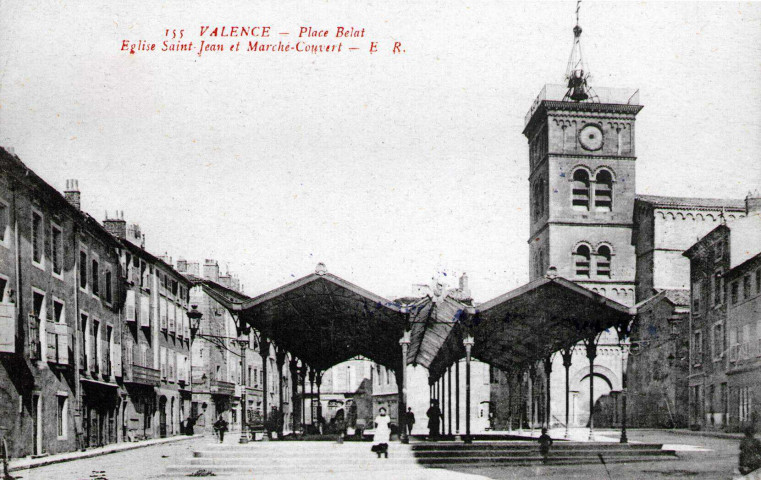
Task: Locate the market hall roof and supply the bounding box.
[187,265,409,372]
[188,266,635,378]
[424,275,635,381]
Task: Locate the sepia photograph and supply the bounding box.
[0,1,760,479]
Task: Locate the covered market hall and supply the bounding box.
[190,263,636,444]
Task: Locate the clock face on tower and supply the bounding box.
[579,124,604,151]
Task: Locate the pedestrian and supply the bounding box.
[405,407,416,436]
[213,416,228,443]
[538,427,553,463]
[426,400,441,440]
[371,407,391,459]
[739,425,761,475]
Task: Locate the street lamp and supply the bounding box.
[463,334,475,444]
[234,322,252,444]
[399,330,411,444]
[187,305,202,339]
[186,305,203,435]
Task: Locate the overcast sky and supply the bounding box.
[1,1,759,301]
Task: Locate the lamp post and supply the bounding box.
[186,305,203,434]
[399,330,411,444]
[187,305,202,339]
[234,322,251,444]
[463,333,475,444]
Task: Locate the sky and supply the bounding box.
[1,1,760,302]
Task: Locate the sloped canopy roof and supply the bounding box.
[407,295,470,369]
[189,271,408,372]
[426,276,634,380]
[189,270,634,380]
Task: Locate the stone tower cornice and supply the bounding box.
[524,100,643,137]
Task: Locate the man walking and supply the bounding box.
[213,416,228,443]
[405,407,415,436]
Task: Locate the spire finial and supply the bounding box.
[564,0,597,103]
[576,0,581,27]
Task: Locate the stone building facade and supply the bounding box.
[182,259,254,434]
[724,250,761,431]
[626,290,690,428]
[109,230,192,442]
[522,85,642,430]
[181,259,298,437]
[517,82,754,432]
[0,148,194,459]
[0,148,126,457]
[684,197,761,431]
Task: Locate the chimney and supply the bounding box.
[125,223,143,247]
[187,262,200,276]
[746,190,761,215]
[103,210,127,239]
[176,258,188,273]
[459,272,471,299]
[64,179,81,210]
[203,259,219,283]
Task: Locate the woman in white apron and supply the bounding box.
[372,407,391,458]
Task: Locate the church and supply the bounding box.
[488,15,752,432]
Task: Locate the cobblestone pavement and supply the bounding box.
[10,436,204,480]
[6,430,746,480]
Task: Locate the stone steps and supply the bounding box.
[410,441,677,467]
[413,449,673,459]
[164,440,678,477]
[411,441,664,450]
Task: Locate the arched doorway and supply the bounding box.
[576,373,613,427]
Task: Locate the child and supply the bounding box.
[372,407,391,458]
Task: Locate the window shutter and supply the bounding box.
[28,314,41,360]
[125,290,136,322]
[113,337,122,377]
[177,305,183,339]
[160,347,167,379]
[56,322,70,365]
[46,322,57,362]
[88,334,95,371]
[0,304,15,353]
[168,302,175,334]
[160,298,167,331]
[140,295,150,328]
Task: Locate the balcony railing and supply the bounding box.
[123,363,161,386]
[210,379,236,396]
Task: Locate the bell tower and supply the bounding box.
[523,7,643,307]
